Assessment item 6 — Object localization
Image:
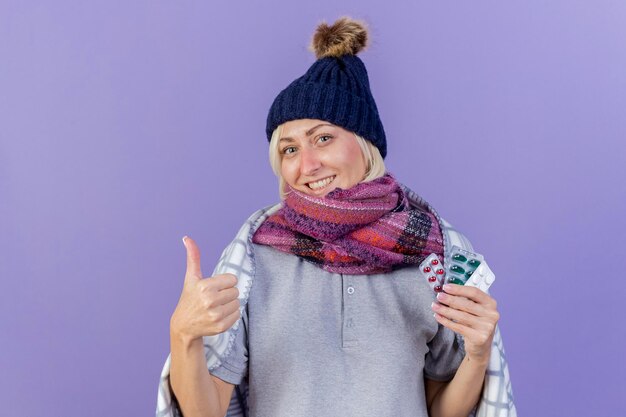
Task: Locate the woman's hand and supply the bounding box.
[170,236,241,344]
[431,283,499,365]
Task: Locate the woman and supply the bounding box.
[157,17,515,417]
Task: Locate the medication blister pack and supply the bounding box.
[418,253,447,293]
[418,245,496,293]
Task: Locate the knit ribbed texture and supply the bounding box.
[266,55,387,158]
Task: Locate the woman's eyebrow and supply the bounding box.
[279,123,334,142]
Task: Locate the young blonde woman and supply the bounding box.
[157,17,516,417]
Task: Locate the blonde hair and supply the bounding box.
[268,123,386,199]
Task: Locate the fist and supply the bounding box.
[170,236,241,342]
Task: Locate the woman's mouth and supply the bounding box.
[306,175,336,191]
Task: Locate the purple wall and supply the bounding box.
[2,1,625,415]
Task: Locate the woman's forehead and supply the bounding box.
[280,119,339,138]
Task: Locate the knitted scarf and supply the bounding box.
[251,173,444,275]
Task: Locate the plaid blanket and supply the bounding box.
[156,185,517,417]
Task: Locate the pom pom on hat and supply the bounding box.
[309,16,369,59]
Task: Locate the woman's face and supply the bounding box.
[278,119,367,197]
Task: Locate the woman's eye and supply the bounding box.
[318,135,333,143]
[282,146,296,154]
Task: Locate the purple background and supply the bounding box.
[2,1,625,416]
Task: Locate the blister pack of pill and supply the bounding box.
[446,245,495,292]
[418,253,446,293]
[418,246,496,293]
[446,246,484,285]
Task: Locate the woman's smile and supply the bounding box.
[306,175,336,191]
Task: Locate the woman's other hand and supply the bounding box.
[170,236,241,344]
[431,283,499,365]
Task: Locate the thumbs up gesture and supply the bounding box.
[170,236,241,343]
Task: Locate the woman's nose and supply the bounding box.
[300,147,322,175]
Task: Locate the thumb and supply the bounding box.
[182,236,203,281]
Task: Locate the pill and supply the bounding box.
[450,265,465,274]
[447,277,465,285]
[453,254,467,262]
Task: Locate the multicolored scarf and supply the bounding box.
[252,173,444,275]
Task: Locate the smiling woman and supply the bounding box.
[158,15,516,417]
[268,119,386,198]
